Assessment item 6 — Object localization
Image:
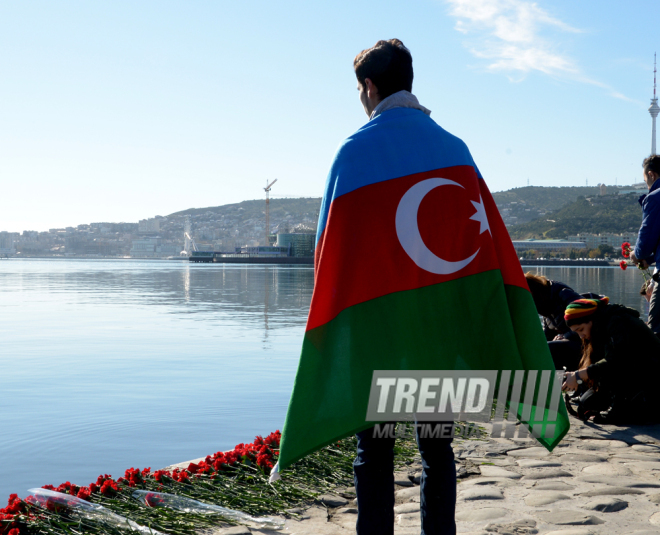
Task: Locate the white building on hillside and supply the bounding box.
[566,233,636,250]
[512,239,584,252]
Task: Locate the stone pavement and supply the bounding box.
[215,416,660,535]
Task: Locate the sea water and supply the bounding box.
[0,259,312,499]
[0,259,649,499]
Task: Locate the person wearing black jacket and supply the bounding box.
[562,297,660,424]
[525,273,598,371]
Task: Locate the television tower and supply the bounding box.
[650,53,660,155]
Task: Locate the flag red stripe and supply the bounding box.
[309,166,526,332]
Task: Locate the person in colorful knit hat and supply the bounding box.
[525,272,601,371]
[562,297,660,423]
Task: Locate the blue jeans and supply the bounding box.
[353,423,456,535]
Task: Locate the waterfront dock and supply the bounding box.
[189,251,313,264]
[519,259,612,267]
[188,254,610,267]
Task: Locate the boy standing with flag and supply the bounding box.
[271,39,568,535]
[351,40,456,535]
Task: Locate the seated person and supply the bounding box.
[562,297,660,424]
[525,272,598,371]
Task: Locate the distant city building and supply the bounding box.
[599,184,607,196]
[238,246,289,256]
[276,233,315,257]
[566,233,636,250]
[64,235,122,256]
[512,239,584,253]
[617,184,646,195]
[0,232,15,255]
[131,237,160,256]
[138,218,161,234]
[130,237,179,258]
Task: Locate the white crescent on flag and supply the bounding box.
[395,178,488,275]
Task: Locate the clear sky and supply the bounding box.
[1,0,658,232]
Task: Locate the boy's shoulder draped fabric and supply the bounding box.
[271,107,569,480]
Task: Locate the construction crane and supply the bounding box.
[182,215,198,255]
[264,179,277,246]
[184,232,198,253]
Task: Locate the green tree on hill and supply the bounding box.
[492,186,602,211]
[507,195,642,239]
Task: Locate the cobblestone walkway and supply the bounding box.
[216,416,660,534]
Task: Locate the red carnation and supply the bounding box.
[621,242,632,258]
[620,260,628,270]
[256,453,273,469]
[0,509,21,534]
[100,480,119,497]
[153,470,170,482]
[77,487,91,501]
[1,495,26,517]
[224,451,240,465]
[145,492,165,508]
[186,462,199,474]
[212,458,225,471]
[55,482,71,494]
[123,467,144,487]
[265,431,281,448]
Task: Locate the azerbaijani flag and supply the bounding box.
[273,107,569,475]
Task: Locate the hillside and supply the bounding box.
[507,194,643,239]
[169,197,322,228]
[166,187,646,243]
[492,186,610,226]
[492,186,603,212]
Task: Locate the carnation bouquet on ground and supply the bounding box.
[0,428,420,535]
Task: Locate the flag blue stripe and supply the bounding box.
[316,108,481,243]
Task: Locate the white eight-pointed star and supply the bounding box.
[469,196,491,235]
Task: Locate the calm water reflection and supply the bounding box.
[0,259,313,498]
[528,266,651,320]
[0,260,649,499]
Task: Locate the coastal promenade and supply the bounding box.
[213,416,660,535]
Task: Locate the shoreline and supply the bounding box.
[205,418,660,534]
[7,417,660,534]
[3,256,619,266]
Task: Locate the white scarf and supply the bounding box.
[370,90,431,120]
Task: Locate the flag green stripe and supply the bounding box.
[278,269,569,470]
